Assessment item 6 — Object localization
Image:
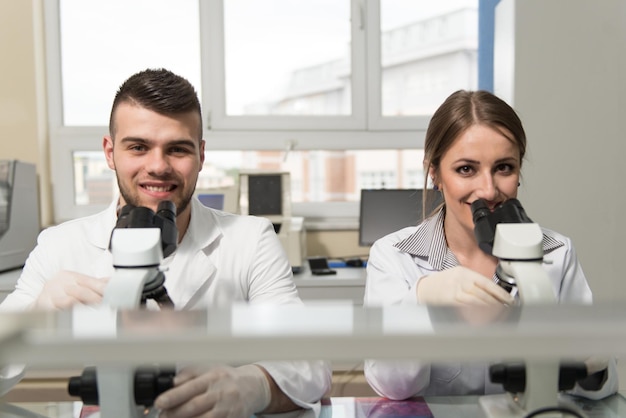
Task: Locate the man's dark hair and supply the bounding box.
[109,68,202,138]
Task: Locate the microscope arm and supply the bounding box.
[70,203,177,417]
[492,223,556,305]
[103,268,158,308]
[99,228,164,418]
[499,261,556,305]
[103,228,163,308]
[482,223,564,416]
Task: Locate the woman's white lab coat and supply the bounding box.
[364,209,618,400]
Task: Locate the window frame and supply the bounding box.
[44,1,110,221]
[199,0,429,138]
[43,0,485,225]
[200,0,368,131]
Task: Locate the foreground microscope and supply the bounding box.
[472,199,588,418]
[68,201,178,417]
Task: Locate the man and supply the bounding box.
[0,68,331,417]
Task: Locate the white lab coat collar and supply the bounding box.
[168,198,222,309]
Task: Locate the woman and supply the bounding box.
[363,90,617,400]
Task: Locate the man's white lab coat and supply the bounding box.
[0,197,331,408]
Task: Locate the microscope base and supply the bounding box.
[479,393,581,418]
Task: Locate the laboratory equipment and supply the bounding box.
[0,160,39,272]
[195,185,238,213]
[473,199,588,418]
[307,256,336,275]
[238,171,306,273]
[105,202,177,308]
[358,189,442,247]
[68,201,178,417]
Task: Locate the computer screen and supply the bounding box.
[358,189,442,247]
[197,193,225,210]
[195,187,238,213]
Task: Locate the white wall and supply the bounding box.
[495,0,626,304]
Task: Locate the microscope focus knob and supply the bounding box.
[133,366,176,407]
[68,367,99,405]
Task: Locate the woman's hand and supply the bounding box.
[417,266,514,306]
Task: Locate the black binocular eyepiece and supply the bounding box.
[111,201,178,308]
[114,201,178,258]
[471,198,532,256]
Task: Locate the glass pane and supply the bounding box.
[200,150,425,203]
[73,151,115,205]
[223,0,351,116]
[60,0,201,126]
[381,0,478,116]
[73,150,425,206]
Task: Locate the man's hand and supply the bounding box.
[575,356,610,391]
[155,364,271,418]
[417,266,514,306]
[33,271,109,310]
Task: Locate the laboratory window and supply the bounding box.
[46,0,479,223]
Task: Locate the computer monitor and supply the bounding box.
[195,186,238,213]
[358,188,442,247]
[197,193,225,210]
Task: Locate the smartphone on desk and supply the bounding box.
[308,257,337,275]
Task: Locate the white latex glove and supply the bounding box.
[155,364,271,418]
[417,266,514,306]
[33,270,109,310]
[0,364,25,397]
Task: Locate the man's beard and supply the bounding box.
[116,175,195,217]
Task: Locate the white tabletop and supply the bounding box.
[293,264,366,304]
[0,265,366,304]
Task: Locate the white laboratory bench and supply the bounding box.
[0,266,367,305]
[293,265,366,305]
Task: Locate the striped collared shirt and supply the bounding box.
[393,208,565,273]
